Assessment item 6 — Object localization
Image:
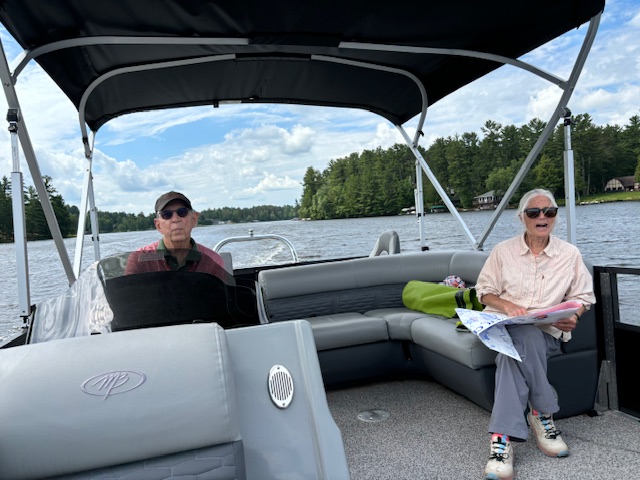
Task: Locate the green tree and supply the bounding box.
[24,185,47,240]
[299,167,323,218]
[0,176,12,241]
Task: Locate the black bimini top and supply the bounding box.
[0,0,605,133]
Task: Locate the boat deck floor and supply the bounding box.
[326,379,640,479]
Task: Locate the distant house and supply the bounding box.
[400,206,416,215]
[473,190,502,210]
[604,176,639,192]
[429,205,447,213]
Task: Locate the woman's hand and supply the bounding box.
[481,294,527,317]
[502,302,528,317]
[553,315,579,332]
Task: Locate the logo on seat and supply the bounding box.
[81,371,146,400]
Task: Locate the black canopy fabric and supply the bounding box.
[0,0,604,132]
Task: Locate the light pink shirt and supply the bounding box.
[475,234,595,341]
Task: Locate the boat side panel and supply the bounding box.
[0,323,245,479]
[225,320,351,480]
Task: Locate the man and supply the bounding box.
[124,191,226,276]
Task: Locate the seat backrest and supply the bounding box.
[104,271,239,331]
[97,252,131,281]
[369,229,401,256]
[0,323,245,480]
[219,250,234,273]
[562,259,597,353]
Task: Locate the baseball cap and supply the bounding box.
[154,191,193,212]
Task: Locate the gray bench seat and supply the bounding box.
[368,305,496,368]
[365,307,435,341]
[301,312,389,351]
[0,323,245,480]
[257,250,600,418]
[411,315,497,369]
[0,320,352,480]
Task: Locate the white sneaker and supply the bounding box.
[484,434,513,480]
[528,410,570,457]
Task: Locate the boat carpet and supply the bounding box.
[326,379,640,479]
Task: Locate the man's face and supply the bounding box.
[154,200,198,247]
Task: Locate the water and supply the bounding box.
[1,201,639,339]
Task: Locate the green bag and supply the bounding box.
[402,280,483,318]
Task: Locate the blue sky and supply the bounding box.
[0,0,639,214]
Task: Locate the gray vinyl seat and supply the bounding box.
[369,229,401,256]
[0,323,245,480]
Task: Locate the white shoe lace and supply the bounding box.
[537,413,562,439]
[489,438,510,463]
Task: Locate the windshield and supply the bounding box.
[29,250,259,343]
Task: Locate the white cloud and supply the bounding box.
[244,173,301,195]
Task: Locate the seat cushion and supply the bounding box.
[411,315,497,369]
[303,313,389,351]
[365,307,427,341]
[0,323,242,479]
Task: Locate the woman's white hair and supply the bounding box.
[517,188,558,216]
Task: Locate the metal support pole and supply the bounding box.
[563,108,577,245]
[397,124,478,249]
[598,271,619,410]
[0,39,76,286]
[7,108,31,319]
[88,178,101,261]
[73,142,102,277]
[414,160,427,250]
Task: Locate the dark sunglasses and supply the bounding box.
[524,207,558,219]
[158,207,190,220]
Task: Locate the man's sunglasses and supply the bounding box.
[158,207,191,220]
[524,207,558,219]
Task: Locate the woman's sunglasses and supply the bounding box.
[524,207,558,219]
[158,207,191,220]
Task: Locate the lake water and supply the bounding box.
[1,201,639,339]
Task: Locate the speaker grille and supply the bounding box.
[268,365,294,409]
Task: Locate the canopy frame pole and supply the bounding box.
[474,13,601,249]
[414,159,427,250]
[397,124,479,248]
[0,40,76,288]
[73,135,101,277]
[7,108,30,319]
[563,108,577,244]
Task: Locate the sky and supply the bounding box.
[0,1,639,215]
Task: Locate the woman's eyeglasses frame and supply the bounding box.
[523,207,558,219]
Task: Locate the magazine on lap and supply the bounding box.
[455,301,582,361]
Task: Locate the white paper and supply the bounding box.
[455,301,581,361]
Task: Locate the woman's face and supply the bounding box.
[521,194,557,240]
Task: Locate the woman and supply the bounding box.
[475,188,595,480]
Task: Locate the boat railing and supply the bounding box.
[213,230,300,263]
[593,265,640,419]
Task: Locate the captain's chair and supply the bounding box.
[369,230,401,256]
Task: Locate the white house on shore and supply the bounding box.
[604,176,639,192]
[472,190,502,210]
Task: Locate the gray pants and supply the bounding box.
[488,324,562,440]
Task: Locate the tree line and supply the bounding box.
[0,176,298,242]
[92,204,298,236]
[1,113,639,241]
[0,176,79,242]
[298,114,640,219]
